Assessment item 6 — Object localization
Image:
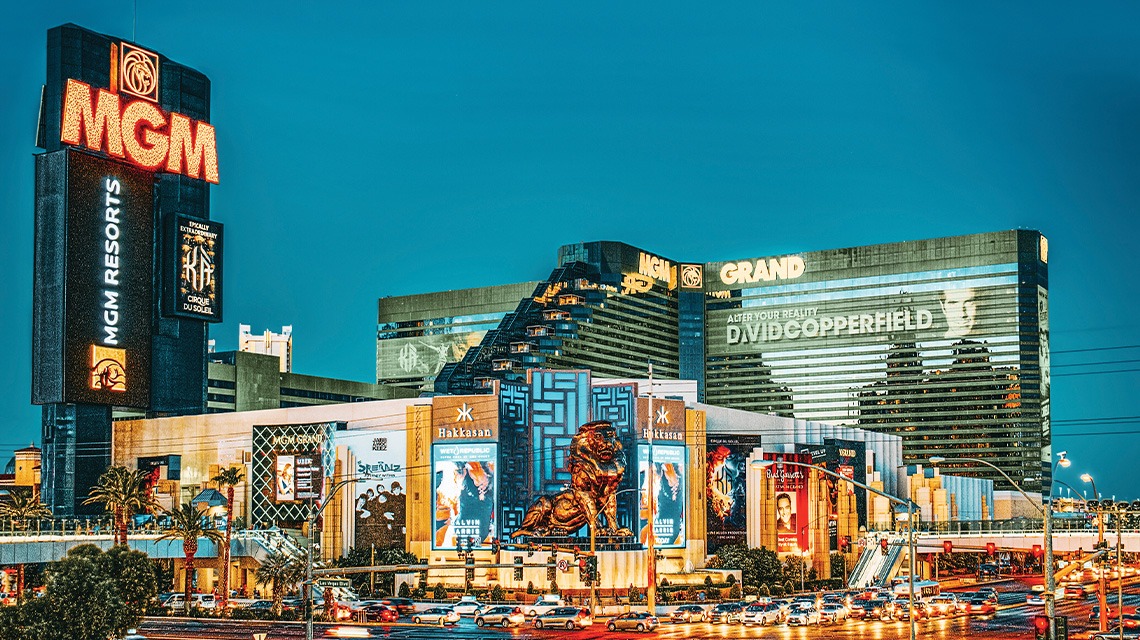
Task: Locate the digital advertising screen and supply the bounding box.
[377,331,488,380]
[167,214,222,321]
[706,435,762,552]
[637,444,687,549]
[432,442,497,550]
[54,150,155,408]
[251,422,337,526]
[763,452,810,554]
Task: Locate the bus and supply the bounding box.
[892,579,941,598]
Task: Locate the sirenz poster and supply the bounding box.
[339,430,408,550]
[432,442,497,550]
[638,444,687,549]
[764,452,810,554]
[706,435,762,552]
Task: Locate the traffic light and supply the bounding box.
[1033,614,1049,640]
[943,540,953,554]
[513,557,523,582]
[880,538,889,555]
[1032,544,1043,559]
[578,556,588,582]
[491,538,501,555]
[839,536,850,551]
[527,543,535,557]
[587,556,599,583]
[986,542,997,556]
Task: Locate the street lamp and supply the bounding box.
[1081,474,1110,633]
[751,458,918,640]
[929,453,1069,640]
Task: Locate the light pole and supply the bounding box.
[305,475,378,640]
[930,453,1070,640]
[1081,473,1108,633]
[751,458,918,640]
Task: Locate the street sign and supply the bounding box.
[557,558,570,573]
[315,578,351,588]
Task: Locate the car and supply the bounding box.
[896,601,930,620]
[164,593,217,610]
[118,631,147,640]
[607,612,659,632]
[1092,633,1140,640]
[412,607,459,625]
[787,606,820,626]
[533,606,593,629]
[452,598,484,616]
[709,602,743,624]
[927,595,958,616]
[1063,585,1088,598]
[1116,614,1140,629]
[378,597,416,616]
[742,602,782,625]
[525,594,568,617]
[1026,593,1045,606]
[246,600,273,611]
[978,563,1000,579]
[849,600,882,620]
[671,604,708,623]
[362,604,399,623]
[819,603,848,624]
[977,587,998,600]
[965,595,995,615]
[475,606,526,628]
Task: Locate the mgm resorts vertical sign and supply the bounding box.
[33,25,222,410]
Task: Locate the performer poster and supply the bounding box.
[432,443,497,550]
[763,452,810,554]
[638,445,687,548]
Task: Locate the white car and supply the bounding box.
[525,595,568,617]
[819,603,848,623]
[1026,593,1045,606]
[786,606,820,626]
[742,602,782,625]
[452,599,484,616]
[928,594,964,615]
[412,607,460,625]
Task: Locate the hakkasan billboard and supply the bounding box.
[637,445,687,549]
[432,442,497,550]
[764,452,811,554]
[706,435,762,553]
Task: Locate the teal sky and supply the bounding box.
[2,2,1138,498]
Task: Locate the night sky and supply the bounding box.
[2,2,1138,499]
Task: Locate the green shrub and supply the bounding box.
[491,584,505,601]
[432,583,448,600]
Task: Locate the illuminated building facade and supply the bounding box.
[407,231,1048,492]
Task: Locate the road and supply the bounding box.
[138,584,1139,640]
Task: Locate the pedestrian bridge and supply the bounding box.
[0,529,304,566]
[913,529,1140,554]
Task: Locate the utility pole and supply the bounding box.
[645,360,656,616]
[370,543,375,595]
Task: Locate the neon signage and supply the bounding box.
[60,78,219,183]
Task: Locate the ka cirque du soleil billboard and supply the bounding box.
[432,442,497,550]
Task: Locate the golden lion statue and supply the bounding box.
[510,420,632,538]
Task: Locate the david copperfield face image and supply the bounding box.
[940,287,978,338]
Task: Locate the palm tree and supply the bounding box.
[255,550,305,616]
[0,488,51,597]
[83,466,157,545]
[158,503,225,616]
[210,466,244,610]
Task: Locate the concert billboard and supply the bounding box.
[706,435,762,552]
[637,444,687,549]
[166,214,222,321]
[339,429,408,549]
[763,452,810,554]
[33,149,155,408]
[432,442,497,550]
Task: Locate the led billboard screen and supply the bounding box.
[763,452,810,554]
[797,440,866,550]
[432,442,497,550]
[377,331,488,380]
[53,150,154,408]
[706,435,762,552]
[167,214,222,321]
[638,444,687,549]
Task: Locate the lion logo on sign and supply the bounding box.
[511,420,632,538]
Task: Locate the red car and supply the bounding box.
[1063,585,1087,598]
[363,605,399,623]
[965,596,995,615]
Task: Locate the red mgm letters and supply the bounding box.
[61,79,219,184]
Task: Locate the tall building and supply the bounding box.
[395,231,1048,492]
[376,282,539,393]
[239,324,293,373]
